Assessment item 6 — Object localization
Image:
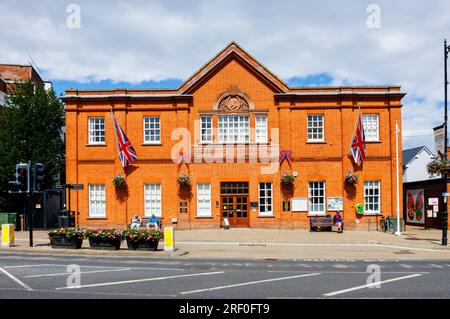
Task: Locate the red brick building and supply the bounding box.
[63,42,405,229]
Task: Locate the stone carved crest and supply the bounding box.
[216,86,251,113]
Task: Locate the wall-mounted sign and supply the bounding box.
[406,189,425,224]
[250,202,258,211]
[292,198,308,212]
[433,205,439,212]
[428,198,439,206]
[434,124,445,156]
[282,200,291,212]
[327,197,343,211]
[427,210,433,218]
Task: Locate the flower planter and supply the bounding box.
[126,238,160,251]
[50,235,83,249]
[88,237,122,250]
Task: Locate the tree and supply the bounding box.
[0,80,65,210]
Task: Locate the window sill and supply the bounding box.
[366,140,382,144]
[195,216,214,219]
[86,144,106,147]
[307,213,327,217]
[363,212,382,216]
[257,214,275,218]
[142,143,162,146]
[87,217,107,220]
[306,141,327,144]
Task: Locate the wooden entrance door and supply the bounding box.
[221,182,249,227]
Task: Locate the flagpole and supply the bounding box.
[394,121,401,236]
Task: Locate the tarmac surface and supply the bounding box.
[0,252,449,299]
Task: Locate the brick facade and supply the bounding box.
[63,42,405,230]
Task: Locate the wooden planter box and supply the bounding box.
[88,237,122,250]
[50,235,83,249]
[126,238,160,251]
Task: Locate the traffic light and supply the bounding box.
[15,163,30,192]
[33,163,45,192]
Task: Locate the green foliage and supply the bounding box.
[85,228,123,241]
[48,227,86,239]
[112,174,126,187]
[0,80,65,208]
[123,229,164,243]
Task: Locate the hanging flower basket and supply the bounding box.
[344,171,359,185]
[281,171,297,186]
[177,173,190,187]
[427,158,449,176]
[112,174,126,187]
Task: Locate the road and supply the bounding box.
[0,252,449,299]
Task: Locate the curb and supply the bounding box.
[0,247,190,258]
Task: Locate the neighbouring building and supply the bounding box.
[63,42,406,229]
[402,146,444,229]
[0,64,52,106]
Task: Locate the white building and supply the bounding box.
[402,146,439,183]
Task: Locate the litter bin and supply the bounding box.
[0,213,17,227]
[58,210,70,228]
[390,218,405,232]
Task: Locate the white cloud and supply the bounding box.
[0,0,449,150]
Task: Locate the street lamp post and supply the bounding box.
[443,39,450,246]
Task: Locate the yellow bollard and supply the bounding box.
[164,227,175,252]
[2,224,15,248]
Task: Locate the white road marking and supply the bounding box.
[56,271,224,290]
[40,264,184,271]
[3,264,46,269]
[323,273,423,297]
[400,264,412,269]
[24,268,131,278]
[428,264,444,269]
[180,272,321,295]
[0,266,33,291]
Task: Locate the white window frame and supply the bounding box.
[200,116,213,143]
[362,114,379,142]
[308,181,326,215]
[88,117,105,145]
[259,182,273,216]
[307,114,324,142]
[88,184,106,218]
[364,180,381,215]
[197,183,211,217]
[144,183,162,217]
[255,114,268,143]
[218,115,250,143]
[143,116,161,144]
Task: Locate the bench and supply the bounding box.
[309,215,344,232]
[128,217,163,230]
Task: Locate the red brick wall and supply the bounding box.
[65,47,404,230]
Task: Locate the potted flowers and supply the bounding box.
[122,229,164,251]
[427,157,449,176]
[344,171,359,185]
[48,227,85,249]
[112,174,126,187]
[281,171,297,186]
[85,228,123,250]
[177,172,190,187]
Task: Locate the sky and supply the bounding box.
[1,0,449,151]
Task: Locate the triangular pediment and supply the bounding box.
[177,42,288,94]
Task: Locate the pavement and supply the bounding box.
[2,226,450,260]
[0,253,450,299]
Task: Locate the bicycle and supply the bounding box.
[380,215,395,234]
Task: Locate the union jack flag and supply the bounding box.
[350,115,366,165]
[112,115,137,168]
